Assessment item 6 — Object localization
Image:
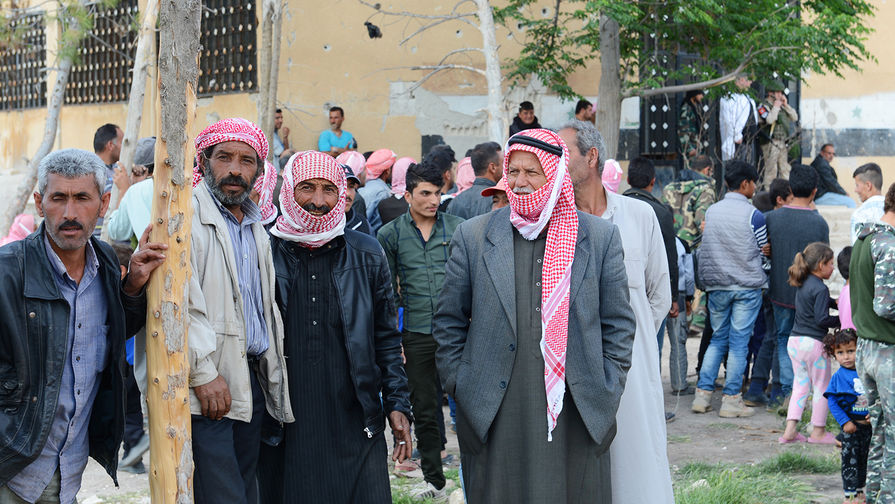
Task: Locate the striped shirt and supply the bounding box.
[7,235,108,504]
[210,193,269,356]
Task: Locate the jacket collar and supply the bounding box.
[483,207,590,333]
[623,186,662,205]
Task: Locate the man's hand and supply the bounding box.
[389,411,412,463]
[280,125,290,139]
[193,375,232,420]
[669,301,680,318]
[685,300,693,316]
[762,243,771,257]
[113,163,131,193]
[123,225,167,296]
[843,420,857,434]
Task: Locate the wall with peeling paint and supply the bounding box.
[1,0,894,206]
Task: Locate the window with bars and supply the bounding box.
[0,12,47,111]
[198,0,257,96]
[64,0,138,105]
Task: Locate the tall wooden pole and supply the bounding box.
[146,1,201,502]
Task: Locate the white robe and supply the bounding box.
[602,190,674,503]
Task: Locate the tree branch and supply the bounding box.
[625,45,803,98]
[357,0,476,21]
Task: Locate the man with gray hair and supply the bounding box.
[0,148,166,503]
[558,119,674,503]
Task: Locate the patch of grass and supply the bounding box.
[674,461,814,504]
[668,434,691,443]
[756,451,840,475]
[96,491,149,504]
[444,467,461,487]
[782,403,841,434]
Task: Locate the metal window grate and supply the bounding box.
[0,12,47,111]
[198,0,257,96]
[64,0,139,105]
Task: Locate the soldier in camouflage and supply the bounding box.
[757,80,798,187]
[678,90,706,169]
[852,182,895,504]
[662,155,717,250]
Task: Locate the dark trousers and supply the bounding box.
[842,423,872,495]
[403,331,446,489]
[193,366,265,504]
[122,364,145,454]
[696,309,713,375]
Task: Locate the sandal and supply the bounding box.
[778,433,807,444]
[807,432,838,445]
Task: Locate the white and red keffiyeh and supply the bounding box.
[191,118,269,187]
[256,160,279,225]
[269,151,347,248]
[504,128,579,441]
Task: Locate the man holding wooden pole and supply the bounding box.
[186,118,293,504]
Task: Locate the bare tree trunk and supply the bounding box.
[257,0,280,158]
[265,0,283,149]
[0,58,73,236]
[596,14,622,160]
[146,0,200,502]
[475,0,506,141]
[102,0,159,241]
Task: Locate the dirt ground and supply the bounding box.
[76,336,847,503]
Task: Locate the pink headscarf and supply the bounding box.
[336,151,366,182]
[0,214,35,246]
[455,157,475,194]
[601,159,623,193]
[504,129,578,441]
[191,118,269,187]
[390,157,416,197]
[366,149,396,180]
[269,151,347,248]
[255,160,279,225]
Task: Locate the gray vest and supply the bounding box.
[697,193,767,290]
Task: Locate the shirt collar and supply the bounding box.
[725,191,748,202]
[42,230,99,283]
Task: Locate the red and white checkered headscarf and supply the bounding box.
[256,160,279,225]
[269,151,347,248]
[191,118,269,188]
[504,128,578,441]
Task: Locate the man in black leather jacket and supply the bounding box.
[0,149,165,502]
[257,150,413,504]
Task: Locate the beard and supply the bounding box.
[205,167,257,207]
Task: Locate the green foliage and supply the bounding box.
[498,0,876,100]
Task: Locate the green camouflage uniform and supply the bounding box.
[661,172,716,250]
[678,102,703,165]
[853,222,895,504]
[757,96,798,185]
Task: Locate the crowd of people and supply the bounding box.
[0,95,894,504]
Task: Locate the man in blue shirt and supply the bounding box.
[318,106,356,157]
[0,148,165,504]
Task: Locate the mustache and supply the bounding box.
[218,175,249,190]
[58,220,83,231]
[512,187,535,195]
[302,203,332,215]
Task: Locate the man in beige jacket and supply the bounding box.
[187,118,293,504]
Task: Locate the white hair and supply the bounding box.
[37,148,107,195]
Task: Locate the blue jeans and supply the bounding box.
[697,289,764,396]
[772,304,796,395]
[815,192,857,208]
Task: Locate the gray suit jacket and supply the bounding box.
[433,206,636,448]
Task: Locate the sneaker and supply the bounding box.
[719,393,755,418]
[665,411,676,423]
[743,380,769,406]
[671,386,696,396]
[691,389,713,413]
[120,433,150,468]
[410,482,447,502]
